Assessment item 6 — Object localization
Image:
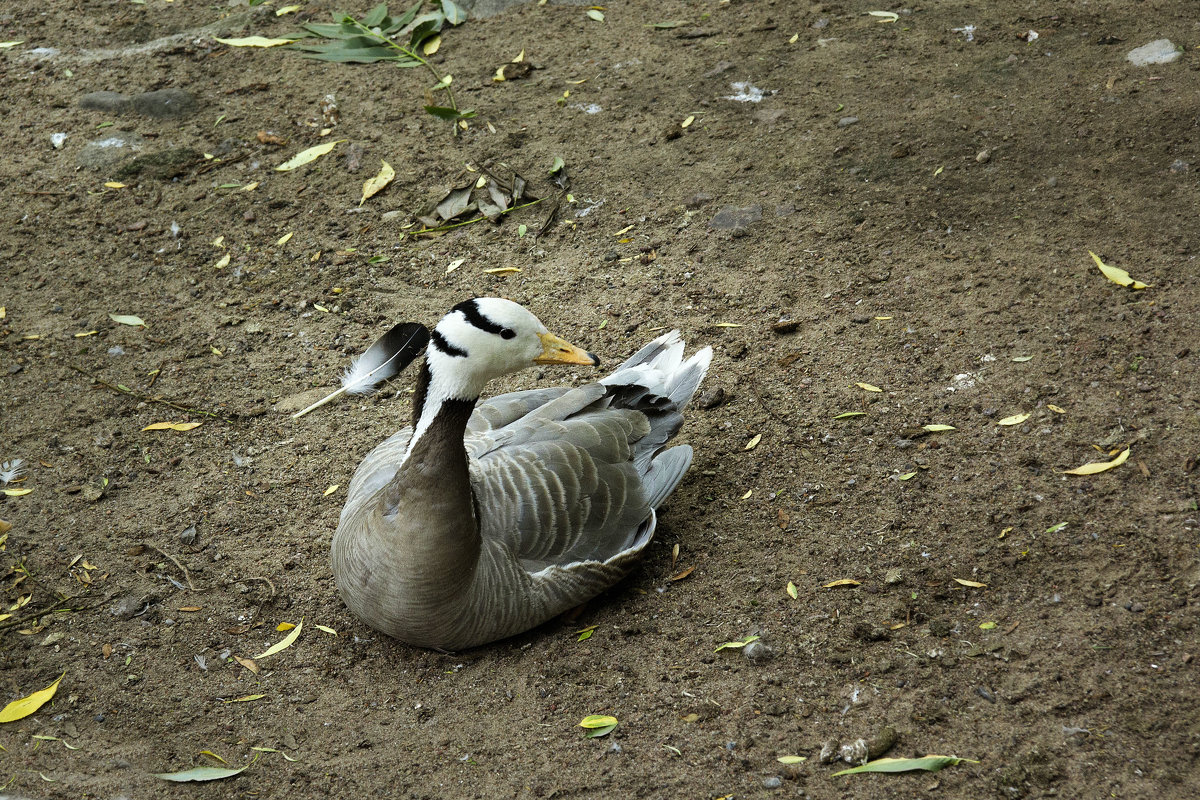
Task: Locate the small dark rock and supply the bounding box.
[771,319,800,335]
[976,686,997,703]
[703,61,734,78]
[684,192,713,209]
[710,204,762,232]
[79,90,131,113]
[111,595,143,620]
[836,116,859,128]
[928,619,953,637]
[130,89,197,119]
[179,525,198,545]
[119,148,202,180]
[603,250,620,262]
[851,315,870,324]
[698,387,726,409]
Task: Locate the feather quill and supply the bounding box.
[0,459,25,485]
[292,322,430,419]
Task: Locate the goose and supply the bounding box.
[331,298,712,650]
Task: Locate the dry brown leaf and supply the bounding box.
[953,578,988,588]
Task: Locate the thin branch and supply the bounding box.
[71,365,233,423]
[146,544,196,591]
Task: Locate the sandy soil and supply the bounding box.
[2,1,1199,797]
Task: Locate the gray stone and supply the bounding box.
[762,776,783,789]
[130,88,197,118]
[1126,39,1180,67]
[78,131,146,170]
[79,90,131,113]
[836,116,859,128]
[710,204,762,232]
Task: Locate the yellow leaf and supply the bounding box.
[833,411,866,419]
[213,253,231,270]
[866,10,899,22]
[276,5,301,15]
[874,316,892,320]
[74,330,98,338]
[579,714,617,728]
[215,36,296,47]
[211,235,224,248]
[778,755,807,764]
[211,346,223,356]
[360,160,395,206]
[141,422,202,432]
[0,673,64,723]
[614,225,634,236]
[785,581,798,599]
[104,181,126,189]
[313,304,329,313]
[0,41,26,48]
[513,49,525,62]
[178,606,201,612]
[954,578,988,588]
[483,267,521,275]
[979,621,997,630]
[922,424,956,432]
[315,625,337,635]
[492,65,507,82]
[1062,447,1130,476]
[2,488,32,497]
[276,140,344,172]
[1012,355,1033,362]
[1089,251,1151,290]
[422,35,441,55]
[109,313,146,327]
[243,181,259,191]
[744,433,762,450]
[856,382,883,392]
[1047,404,1066,414]
[323,484,340,497]
[681,115,695,128]
[788,33,799,43]
[254,619,302,659]
[225,694,265,703]
[276,622,296,632]
[741,489,752,500]
[823,579,861,588]
[277,232,294,246]
[199,750,228,763]
[997,412,1031,426]
[895,471,917,481]
[586,9,605,21]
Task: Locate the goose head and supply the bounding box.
[426,298,599,395]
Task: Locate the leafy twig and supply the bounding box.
[410,198,544,237]
[70,365,233,423]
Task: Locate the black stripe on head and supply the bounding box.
[431,329,468,358]
[452,299,517,340]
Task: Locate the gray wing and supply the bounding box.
[467,384,655,572]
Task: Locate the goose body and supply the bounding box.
[331,299,711,650]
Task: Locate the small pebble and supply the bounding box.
[762,776,783,789]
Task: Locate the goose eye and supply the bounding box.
[499,328,516,340]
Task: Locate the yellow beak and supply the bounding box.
[534,332,600,366]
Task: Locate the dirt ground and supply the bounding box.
[2,0,1199,797]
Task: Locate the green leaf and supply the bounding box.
[579,714,618,729]
[441,0,468,25]
[922,424,956,432]
[109,313,147,327]
[832,755,977,776]
[291,41,407,64]
[832,411,866,419]
[153,765,248,782]
[407,11,445,48]
[361,2,390,28]
[298,22,350,38]
[714,635,760,652]
[550,156,566,174]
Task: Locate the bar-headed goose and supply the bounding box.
[332,298,711,650]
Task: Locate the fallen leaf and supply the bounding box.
[1047,404,1066,414]
[1046,522,1068,534]
[895,471,917,481]
[422,35,441,55]
[275,140,344,172]
[785,581,798,599]
[922,424,956,432]
[866,10,900,23]
[953,578,988,588]
[1089,251,1151,290]
[224,695,265,703]
[360,160,395,206]
[214,253,231,269]
[2,488,33,497]
[833,755,977,776]
[314,625,337,635]
[215,36,295,47]
[744,434,762,451]
[276,622,296,632]
[856,382,883,392]
[323,484,340,496]
[0,673,64,723]
[823,579,861,588]
[997,412,1031,426]
[1062,447,1130,476]
[712,322,743,328]
[833,411,866,419]
[777,755,807,764]
[579,714,617,738]
[253,619,302,659]
[714,635,760,652]
[104,181,126,189]
[483,267,521,275]
[979,621,997,630]
[0,41,26,48]
[277,231,294,246]
[142,422,202,432]
[445,258,465,274]
[681,115,695,128]
[109,314,146,327]
[586,9,605,21]
[741,489,752,500]
[788,33,799,43]
[199,750,228,764]
[275,5,301,15]
[178,606,202,612]
[233,656,259,675]
[1012,355,1033,362]
[74,330,98,338]
[669,565,695,581]
[153,765,248,782]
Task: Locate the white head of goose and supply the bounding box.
[332,298,712,650]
